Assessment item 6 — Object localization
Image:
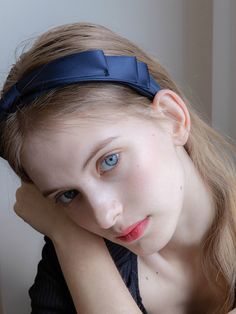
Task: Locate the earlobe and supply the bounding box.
[151,89,191,146]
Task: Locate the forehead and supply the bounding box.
[24,114,144,148]
[24,109,160,146]
[21,114,159,165]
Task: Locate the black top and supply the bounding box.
[29,237,236,313]
[29,236,148,314]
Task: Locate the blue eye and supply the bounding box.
[100,153,119,172]
[56,189,79,205]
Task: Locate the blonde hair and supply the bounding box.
[1,22,235,313]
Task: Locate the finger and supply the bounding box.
[13,202,22,216]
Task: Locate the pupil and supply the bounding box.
[65,190,77,198]
[106,154,117,166]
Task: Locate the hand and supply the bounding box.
[14,181,74,239]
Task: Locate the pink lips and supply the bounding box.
[116,217,149,242]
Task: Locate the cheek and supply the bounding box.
[64,203,95,231]
[65,201,107,237]
[126,164,151,193]
[123,147,161,196]
[124,150,185,215]
[121,163,157,212]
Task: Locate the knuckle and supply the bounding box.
[14,203,22,216]
[13,204,19,214]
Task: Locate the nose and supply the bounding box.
[88,195,123,229]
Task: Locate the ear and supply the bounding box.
[151,89,191,146]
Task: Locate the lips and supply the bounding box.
[116,217,149,242]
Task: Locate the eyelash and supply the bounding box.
[55,152,120,205]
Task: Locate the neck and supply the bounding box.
[169,148,215,253]
[138,151,219,312]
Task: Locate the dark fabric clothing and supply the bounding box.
[29,237,236,313]
[29,236,148,314]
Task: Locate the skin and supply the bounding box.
[21,90,214,258]
[15,180,143,314]
[16,89,231,313]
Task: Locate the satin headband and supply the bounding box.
[0,50,162,159]
[0,50,161,122]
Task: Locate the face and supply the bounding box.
[22,112,186,256]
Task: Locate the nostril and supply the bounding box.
[106,209,120,223]
[107,200,122,221]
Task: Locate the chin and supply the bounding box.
[126,239,161,257]
[131,231,176,256]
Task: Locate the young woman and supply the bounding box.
[0,22,235,314]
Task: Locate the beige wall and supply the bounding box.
[212,0,236,140]
[182,0,213,120]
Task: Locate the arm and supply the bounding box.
[15,182,142,314]
[53,222,140,313]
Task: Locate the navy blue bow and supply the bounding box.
[0,50,161,121]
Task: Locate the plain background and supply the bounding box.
[0,0,235,313]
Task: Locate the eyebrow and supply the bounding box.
[42,136,119,198]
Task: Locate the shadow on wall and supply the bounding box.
[228,1,236,139]
[0,290,4,314]
[182,0,213,122]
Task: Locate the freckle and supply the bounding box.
[156,272,159,275]
[180,185,183,190]
[145,276,149,280]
